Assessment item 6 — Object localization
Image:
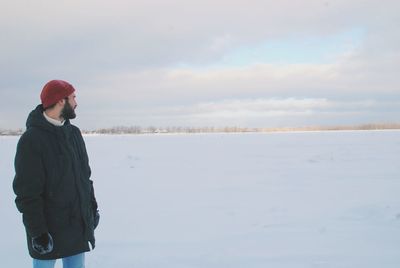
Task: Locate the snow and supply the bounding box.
[1,130,400,267]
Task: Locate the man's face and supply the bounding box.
[60,93,77,120]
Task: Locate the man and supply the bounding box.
[13,80,99,268]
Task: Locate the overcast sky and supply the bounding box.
[1,0,399,130]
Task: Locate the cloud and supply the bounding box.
[1,0,399,129]
[1,0,399,83]
[75,96,394,129]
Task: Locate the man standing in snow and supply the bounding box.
[13,80,99,268]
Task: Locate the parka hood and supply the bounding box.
[26,105,70,132]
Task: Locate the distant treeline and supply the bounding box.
[0,129,24,136]
[2,123,400,136]
[84,123,400,134]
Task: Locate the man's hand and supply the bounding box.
[94,210,100,230]
[32,233,53,255]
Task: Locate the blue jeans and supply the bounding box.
[33,253,85,268]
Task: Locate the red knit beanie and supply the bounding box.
[40,80,75,109]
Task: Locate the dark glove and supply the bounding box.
[32,233,53,255]
[94,210,100,230]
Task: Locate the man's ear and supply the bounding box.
[57,98,66,107]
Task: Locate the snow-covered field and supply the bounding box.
[1,130,400,267]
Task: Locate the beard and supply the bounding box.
[61,99,76,120]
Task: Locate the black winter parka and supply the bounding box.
[13,105,98,260]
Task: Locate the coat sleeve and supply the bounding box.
[74,127,98,211]
[85,144,98,211]
[90,179,98,211]
[13,133,48,238]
